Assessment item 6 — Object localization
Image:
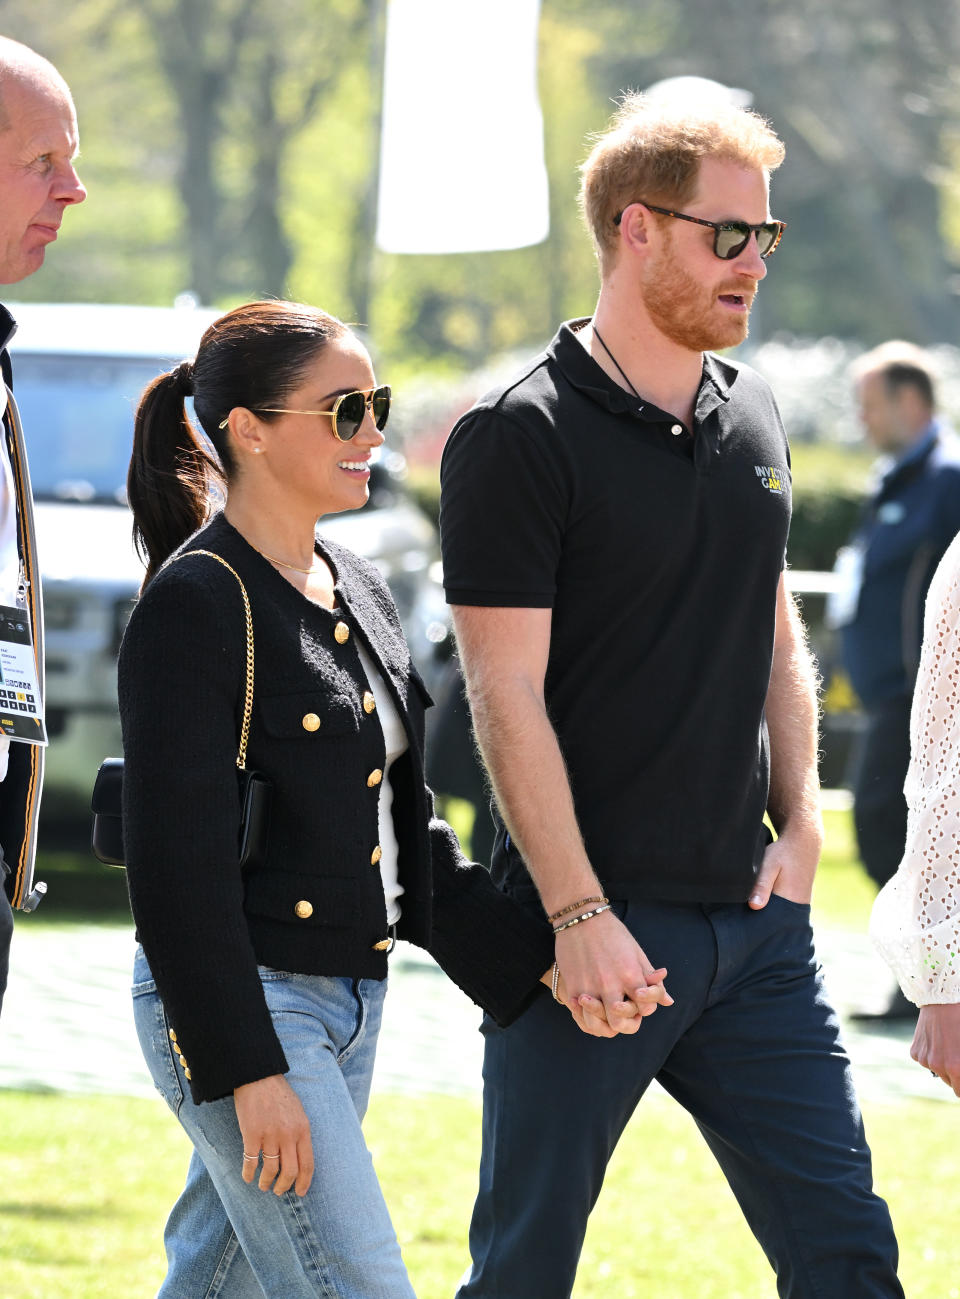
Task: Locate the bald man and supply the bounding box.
[0,38,86,1010]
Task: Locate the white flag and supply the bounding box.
[376,0,549,254]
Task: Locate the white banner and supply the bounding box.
[376,0,549,254]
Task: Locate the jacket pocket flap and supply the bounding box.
[244,871,361,927]
[257,691,358,739]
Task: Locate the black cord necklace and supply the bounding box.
[591,323,640,398]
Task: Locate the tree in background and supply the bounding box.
[574,0,960,344]
[135,0,257,305]
[0,0,370,305]
[3,0,960,367]
[138,0,369,302]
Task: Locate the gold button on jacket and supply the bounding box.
[370,845,383,866]
[301,713,321,732]
[334,621,350,644]
[367,768,383,788]
[362,691,376,714]
[294,899,314,919]
[372,938,391,951]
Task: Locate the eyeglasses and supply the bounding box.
[613,203,786,260]
[218,385,391,441]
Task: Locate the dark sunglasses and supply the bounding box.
[614,202,786,260]
[221,385,392,441]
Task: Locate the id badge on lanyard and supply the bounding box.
[0,601,47,745]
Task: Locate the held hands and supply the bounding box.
[748,824,822,909]
[541,909,673,1038]
[912,1004,960,1097]
[235,1074,314,1197]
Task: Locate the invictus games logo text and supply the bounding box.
[754,464,787,494]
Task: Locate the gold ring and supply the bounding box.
[262,1152,281,1159]
[242,1153,259,1162]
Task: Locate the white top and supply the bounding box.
[0,385,18,782]
[870,529,960,1004]
[355,641,408,926]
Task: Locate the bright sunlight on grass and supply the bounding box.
[2,805,951,1298]
[0,1088,954,1299]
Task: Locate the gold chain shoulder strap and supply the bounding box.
[167,548,254,772]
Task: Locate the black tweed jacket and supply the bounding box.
[119,512,553,1102]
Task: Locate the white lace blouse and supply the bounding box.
[870,531,960,1004]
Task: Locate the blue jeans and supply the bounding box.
[132,947,415,1299]
[457,896,904,1299]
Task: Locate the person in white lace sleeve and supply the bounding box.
[871,529,960,1095]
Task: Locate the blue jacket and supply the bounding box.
[842,422,960,707]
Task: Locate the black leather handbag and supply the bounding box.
[90,549,272,872]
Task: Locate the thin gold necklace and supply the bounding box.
[249,540,321,574]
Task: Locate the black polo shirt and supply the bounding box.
[440,319,792,904]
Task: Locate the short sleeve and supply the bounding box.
[440,407,570,608]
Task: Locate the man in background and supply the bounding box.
[0,36,86,1011]
[830,342,960,1020]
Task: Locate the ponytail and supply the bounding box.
[127,362,225,588]
[128,300,347,587]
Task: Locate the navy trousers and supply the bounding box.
[457,896,903,1299]
[852,696,912,889]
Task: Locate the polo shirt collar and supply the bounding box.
[697,353,736,421]
[549,317,738,422]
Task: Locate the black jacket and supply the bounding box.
[0,304,45,912]
[119,513,553,1102]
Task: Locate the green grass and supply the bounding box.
[2,806,950,1297]
[812,807,878,930]
[29,849,131,925]
[0,1089,954,1299]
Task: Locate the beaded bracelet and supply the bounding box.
[551,961,562,1003]
[547,895,608,923]
[552,903,611,934]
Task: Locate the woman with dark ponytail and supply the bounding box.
[127,356,217,584]
[119,301,561,1298]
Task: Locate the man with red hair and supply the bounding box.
[441,92,903,1298]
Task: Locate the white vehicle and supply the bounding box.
[7,303,448,828]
